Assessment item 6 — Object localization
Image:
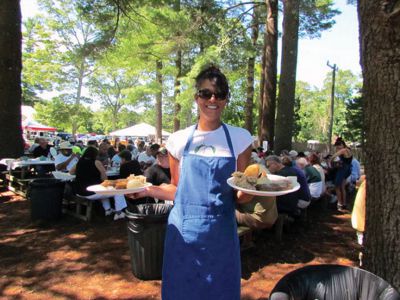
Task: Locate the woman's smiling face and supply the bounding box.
[195,79,227,124]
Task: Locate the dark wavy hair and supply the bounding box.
[334,137,347,147]
[195,65,230,101]
[82,146,98,160]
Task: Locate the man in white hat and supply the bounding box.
[55,141,79,172]
[289,150,298,160]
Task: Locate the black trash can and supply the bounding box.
[28,178,65,221]
[126,203,173,280]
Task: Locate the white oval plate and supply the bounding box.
[227,174,300,196]
[87,182,152,196]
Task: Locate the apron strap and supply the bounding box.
[222,123,235,158]
[183,125,197,156]
[183,123,236,158]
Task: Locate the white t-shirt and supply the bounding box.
[166,124,253,165]
[54,154,78,172]
[138,152,156,164]
[111,154,122,167]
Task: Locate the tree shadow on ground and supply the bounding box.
[0,189,358,300]
[0,191,161,299]
[240,199,359,279]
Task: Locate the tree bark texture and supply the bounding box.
[72,60,86,135]
[155,60,163,144]
[173,0,181,132]
[358,0,400,290]
[274,0,300,154]
[174,51,182,132]
[244,8,260,135]
[258,0,278,149]
[0,0,24,158]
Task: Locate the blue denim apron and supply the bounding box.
[162,123,240,300]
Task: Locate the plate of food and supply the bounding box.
[87,175,152,196]
[227,164,300,196]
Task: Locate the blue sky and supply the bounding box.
[295,0,360,88]
[20,0,360,89]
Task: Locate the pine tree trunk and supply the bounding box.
[0,0,24,158]
[173,0,181,132]
[244,8,259,135]
[72,60,85,136]
[258,0,278,149]
[358,0,400,290]
[274,0,299,154]
[155,60,163,144]
[174,51,182,132]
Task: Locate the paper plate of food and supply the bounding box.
[227,164,300,196]
[87,175,152,196]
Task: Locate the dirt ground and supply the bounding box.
[0,188,359,300]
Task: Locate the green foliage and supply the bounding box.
[22,0,350,139]
[34,96,93,133]
[294,81,328,142]
[294,70,362,143]
[22,17,63,104]
[90,108,141,134]
[299,0,341,38]
[342,96,364,143]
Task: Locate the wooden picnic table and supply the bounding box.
[1,158,56,196]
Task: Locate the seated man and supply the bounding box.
[347,157,361,194]
[118,150,142,178]
[97,142,110,167]
[55,141,79,172]
[32,138,54,176]
[296,157,323,200]
[138,145,156,171]
[127,143,139,161]
[29,137,40,154]
[111,144,126,168]
[283,156,311,209]
[265,155,299,216]
[236,196,278,230]
[143,147,171,204]
[266,155,311,216]
[32,138,51,158]
[144,147,170,186]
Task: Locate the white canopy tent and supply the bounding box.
[109,123,171,138]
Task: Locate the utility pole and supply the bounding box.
[327,61,338,153]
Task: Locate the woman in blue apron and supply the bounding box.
[131,66,253,299]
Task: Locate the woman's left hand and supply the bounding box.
[127,189,149,200]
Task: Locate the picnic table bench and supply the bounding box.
[63,193,94,222]
[237,213,288,251]
[5,172,37,197]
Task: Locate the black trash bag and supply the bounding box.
[126,203,173,280]
[270,264,400,300]
[126,203,172,225]
[28,178,65,221]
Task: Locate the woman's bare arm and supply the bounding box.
[95,160,107,181]
[235,145,254,204]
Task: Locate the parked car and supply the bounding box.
[56,132,73,141]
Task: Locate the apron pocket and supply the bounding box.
[182,215,220,244]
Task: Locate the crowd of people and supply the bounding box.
[19,65,366,299]
[27,134,171,220]
[236,137,362,231]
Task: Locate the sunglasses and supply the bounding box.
[196,88,228,101]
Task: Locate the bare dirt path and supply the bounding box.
[0,189,358,300]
